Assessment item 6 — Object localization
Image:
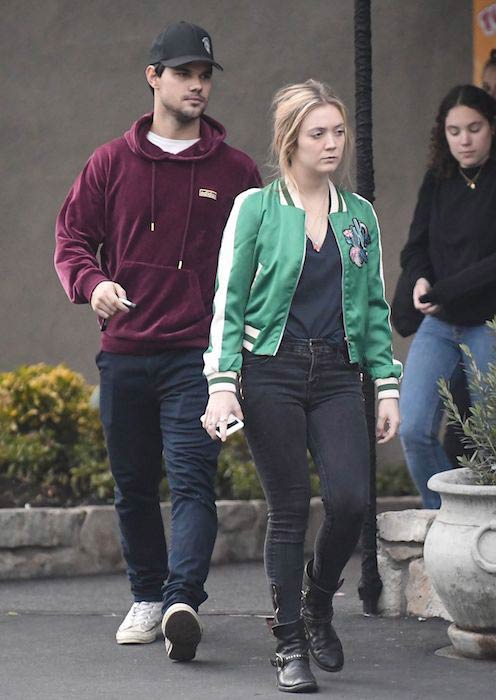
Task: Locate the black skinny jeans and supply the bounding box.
[240,338,370,623]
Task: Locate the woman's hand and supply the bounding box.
[201,391,244,442]
[413,277,440,315]
[376,398,400,444]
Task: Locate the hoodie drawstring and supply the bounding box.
[149,161,195,270]
[150,162,156,232]
[177,164,196,270]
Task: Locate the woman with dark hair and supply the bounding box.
[482,49,496,99]
[202,80,401,692]
[399,84,496,509]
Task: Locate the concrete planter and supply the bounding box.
[424,468,496,660]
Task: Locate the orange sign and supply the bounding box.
[473,1,496,84]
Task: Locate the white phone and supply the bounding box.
[215,414,244,438]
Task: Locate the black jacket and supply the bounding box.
[400,159,496,326]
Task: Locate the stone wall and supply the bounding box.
[0,498,325,580]
[377,509,451,621]
[2,499,444,618]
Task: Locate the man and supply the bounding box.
[54,21,261,662]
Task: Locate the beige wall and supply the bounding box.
[1,1,471,464]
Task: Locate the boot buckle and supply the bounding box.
[271,652,308,668]
[272,653,286,669]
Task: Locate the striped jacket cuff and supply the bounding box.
[375,377,400,400]
[208,371,238,395]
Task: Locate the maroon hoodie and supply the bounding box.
[55,113,262,354]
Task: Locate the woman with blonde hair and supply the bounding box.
[202,80,401,693]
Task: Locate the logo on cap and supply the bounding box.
[202,37,212,55]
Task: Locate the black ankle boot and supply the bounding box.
[358,576,383,616]
[271,620,317,694]
[301,560,344,672]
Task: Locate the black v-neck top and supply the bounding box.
[400,158,496,325]
[285,223,344,342]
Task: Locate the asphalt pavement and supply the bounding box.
[0,554,494,700]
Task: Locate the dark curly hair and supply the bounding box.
[428,84,496,179]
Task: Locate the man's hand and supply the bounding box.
[90,281,130,319]
[413,277,440,315]
[376,398,400,444]
[201,391,244,442]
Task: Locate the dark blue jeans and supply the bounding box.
[240,338,370,623]
[96,348,220,612]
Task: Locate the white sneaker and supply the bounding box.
[116,602,164,644]
[162,603,202,661]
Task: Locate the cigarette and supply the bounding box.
[119,299,136,308]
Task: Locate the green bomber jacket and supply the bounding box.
[203,179,402,399]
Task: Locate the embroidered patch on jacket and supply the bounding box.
[343,218,371,268]
[199,188,218,200]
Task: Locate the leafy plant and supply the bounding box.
[216,430,264,499]
[438,318,496,486]
[0,363,113,505]
[0,362,419,506]
[376,462,416,497]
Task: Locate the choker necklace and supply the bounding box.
[458,165,483,190]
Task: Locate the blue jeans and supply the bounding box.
[240,338,370,623]
[96,349,220,611]
[400,316,495,508]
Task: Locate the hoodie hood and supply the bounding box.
[124,112,226,162]
[124,112,227,239]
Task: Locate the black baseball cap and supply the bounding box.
[149,21,223,71]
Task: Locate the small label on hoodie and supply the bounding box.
[199,188,218,200]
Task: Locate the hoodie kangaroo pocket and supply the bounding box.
[109,261,207,339]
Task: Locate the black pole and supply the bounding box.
[354,0,383,615]
[354,0,375,203]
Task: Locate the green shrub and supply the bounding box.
[376,462,416,497]
[0,362,417,506]
[0,363,113,506]
[216,431,264,499]
[217,433,416,500]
